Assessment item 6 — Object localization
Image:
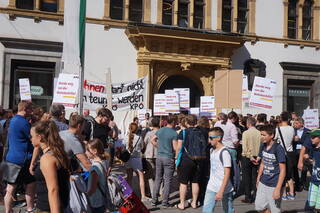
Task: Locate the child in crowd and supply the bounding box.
[306,129,320,211]
[255,125,286,213]
[86,139,109,213]
[202,127,234,213]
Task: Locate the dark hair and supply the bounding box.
[150,117,160,128]
[50,104,63,118]
[12,105,18,114]
[228,111,238,121]
[69,114,85,128]
[280,111,290,122]
[97,107,112,118]
[209,127,224,138]
[167,114,177,125]
[219,113,228,125]
[257,113,267,123]
[33,120,70,170]
[88,138,108,160]
[246,116,256,126]
[128,122,138,152]
[260,124,275,137]
[198,116,210,128]
[18,101,32,112]
[186,114,197,126]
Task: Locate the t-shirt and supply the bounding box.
[311,148,320,186]
[144,129,158,158]
[214,120,238,149]
[52,118,68,132]
[156,127,178,159]
[59,130,85,171]
[83,119,111,146]
[6,115,33,165]
[259,143,286,187]
[207,147,233,193]
[275,126,294,152]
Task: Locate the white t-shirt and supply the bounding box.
[207,147,233,193]
[275,126,295,152]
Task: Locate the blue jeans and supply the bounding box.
[202,189,234,213]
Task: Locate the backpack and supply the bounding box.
[219,148,241,193]
[84,116,95,140]
[184,127,207,160]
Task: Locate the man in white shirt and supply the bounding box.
[202,127,234,213]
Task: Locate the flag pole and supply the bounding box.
[79,0,87,115]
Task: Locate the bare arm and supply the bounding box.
[87,170,99,196]
[151,135,158,147]
[298,146,306,171]
[40,155,61,213]
[172,139,178,153]
[29,146,40,175]
[215,167,231,200]
[76,153,92,171]
[273,163,286,199]
[176,139,183,157]
[256,160,264,187]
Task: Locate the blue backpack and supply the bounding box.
[219,148,241,193]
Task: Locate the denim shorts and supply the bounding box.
[202,189,234,213]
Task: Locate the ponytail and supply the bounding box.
[128,122,138,153]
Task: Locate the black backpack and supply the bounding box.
[184,127,207,160]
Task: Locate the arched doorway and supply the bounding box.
[158,75,203,107]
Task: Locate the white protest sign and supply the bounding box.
[52,73,79,108]
[303,109,319,129]
[200,96,216,119]
[154,94,168,116]
[165,90,180,114]
[242,75,249,103]
[249,77,277,110]
[173,88,190,111]
[111,76,147,111]
[19,78,32,101]
[190,107,200,118]
[138,109,152,122]
[83,80,108,111]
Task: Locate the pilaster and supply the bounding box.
[204,0,212,30]
[232,0,238,33]
[248,0,256,35]
[143,0,151,23]
[283,0,289,38]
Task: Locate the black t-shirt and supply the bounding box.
[83,119,111,146]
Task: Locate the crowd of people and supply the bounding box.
[0,102,319,213]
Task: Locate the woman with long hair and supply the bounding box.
[124,122,149,201]
[30,120,70,213]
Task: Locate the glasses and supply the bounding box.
[209,136,221,140]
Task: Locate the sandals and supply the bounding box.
[188,199,199,209]
[174,203,185,210]
[25,207,36,213]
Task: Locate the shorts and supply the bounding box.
[177,157,203,184]
[308,182,320,209]
[125,157,143,171]
[6,161,35,185]
[255,182,281,213]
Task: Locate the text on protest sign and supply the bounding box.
[200,96,216,119]
[52,73,79,108]
[19,78,32,101]
[190,107,200,118]
[303,109,319,129]
[138,109,152,122]
[83,80,108,111]
[249,77,276,110]
[165,90,180,114]
[111,76,147,111]
[242,75,249,102]
[154,94,168,116]
[173,88,190,111]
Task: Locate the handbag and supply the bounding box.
[0,161,22,183]
[175,129,186,167]
[118,136,141,163]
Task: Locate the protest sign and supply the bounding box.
[111,76,147,112]
[138,109,152,122]
[52,73,79,108]
[200,96,216,119]
[249,77,277,110]
[19,78,32,101]
[242,75,249,103]
[173,88,190,111]
[83,80,107,111]
[190,107,200,118]
[165,90,180,114]
[303,109,319,129]
[154,94,168,116]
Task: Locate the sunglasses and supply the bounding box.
[209,136,221,140]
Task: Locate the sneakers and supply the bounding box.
[151,200,158,206]
[282,195,288,200]
[287,194,295,200]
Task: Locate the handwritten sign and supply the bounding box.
[190,107,200,118]
[154,94,168,116]
[200,96,216,119]
[111,76,147,111]
[303,109,319,129]
[52,73,79,108]
[249,77,276,110]
[83,80,107,111]
[165,90,180,114]
[138,109,152,122]
[19,78,32,101]
[173,88,190,111]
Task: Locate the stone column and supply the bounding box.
[58,0,64,13]
[205,0,212,30]
[283,0,289,38]
[248,0,256,35]
[35,0,41,10]
[8,0,16,8]
[232,0,238,33]
[124,0,130,21]
[104,0,110,19]
[189,0,194,28]
[143,0,151,23]
[157,0,163,24]
[297,0,304,40]
[313,0,320,40]
[137,59,152,108]
[174,0,179,26]
[216,0,222,30]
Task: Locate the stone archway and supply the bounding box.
[158,75,203,107]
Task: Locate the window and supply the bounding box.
[302,0,313,40]
[16,0,34,10]
[288,0,297,39]
[237,0,248,33]
[244,59,266,90]
[178,0,189,27]
[129,0,143,22]
[163,0,174,25]
[110,0,124,20]
[194,0,204,29]
[222,0,232,32]
[40,0,58,13]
